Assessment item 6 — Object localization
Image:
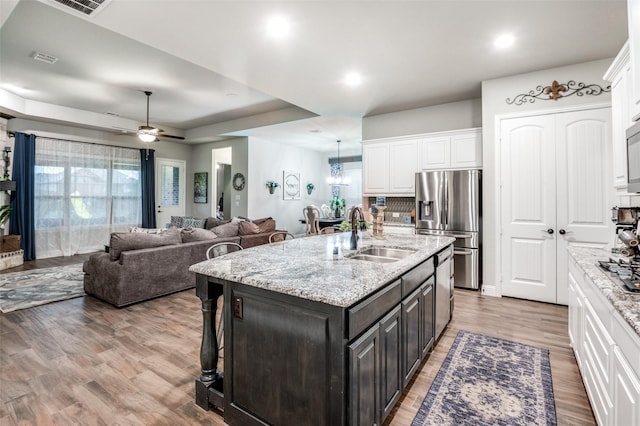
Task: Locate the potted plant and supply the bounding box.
[266,180,280,194]
[306,183,314,195]
[330,196,345,218]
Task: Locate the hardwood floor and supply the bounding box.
[0,259,595,425]
[0,253,95,274]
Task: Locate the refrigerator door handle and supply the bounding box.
[453,249,473,255]
[443,175,449,227]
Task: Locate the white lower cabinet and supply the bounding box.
[568,252,640,426]
[613,346,640,426]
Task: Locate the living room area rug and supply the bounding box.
[0,264,85,313]
[412,330,556,426]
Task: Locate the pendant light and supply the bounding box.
[327,140,351,185]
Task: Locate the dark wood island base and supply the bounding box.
[190,233,455,425]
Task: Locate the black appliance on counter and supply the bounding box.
[596,259,640,294]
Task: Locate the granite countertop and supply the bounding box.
[189,233,455,308]
[568,247,640,337]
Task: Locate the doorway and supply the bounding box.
[155,158,186,228]
[499,106,613,305]
[212,147,232,219]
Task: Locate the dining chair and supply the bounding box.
[205,242,243,353]
[303,205,321,236]
[320,204,332,218]
[206,242,243,260]
[320,226,342,234]
[269,231,296,243]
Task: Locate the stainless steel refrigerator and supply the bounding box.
[415,169,481,290]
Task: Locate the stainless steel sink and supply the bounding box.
[359,247,417,259]
[349,254,400,263]
[348,247,418,263]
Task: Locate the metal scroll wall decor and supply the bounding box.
[506,80,610,105]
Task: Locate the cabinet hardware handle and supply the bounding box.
[547,228,554,234]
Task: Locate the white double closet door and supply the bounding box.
[500,107,614,305]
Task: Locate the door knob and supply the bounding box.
[547,228,554,234]
[559,229,566,235]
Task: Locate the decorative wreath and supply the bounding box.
[232,173,245,191]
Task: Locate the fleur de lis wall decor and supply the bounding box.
[506,80,610,105]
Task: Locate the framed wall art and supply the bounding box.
[194,172,208,204]
[283,170,300,200]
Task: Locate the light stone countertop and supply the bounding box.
[189,233,455,308]
[568,247,640,337]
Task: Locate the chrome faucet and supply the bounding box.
[350,206,366,250]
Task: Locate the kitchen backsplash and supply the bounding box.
[616,194,640,207]
[366,196,415,224]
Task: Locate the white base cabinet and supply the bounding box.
[568,254,640,426]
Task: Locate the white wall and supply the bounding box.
[481,58,614,297]
[190,138,248,220]
[362,99,482,140]
[247,137,333,235]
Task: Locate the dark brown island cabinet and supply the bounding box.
[193,236,454,426]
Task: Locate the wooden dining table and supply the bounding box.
[299,217,345,229]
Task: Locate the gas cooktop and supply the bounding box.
[597,259,640,294]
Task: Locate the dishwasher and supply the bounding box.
[435,246,453,340]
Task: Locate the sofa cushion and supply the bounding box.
[205,217,231,230]
[110,228,182,260]
[212,221,240,238]
[181,227,218,243]
[238,218,276,235]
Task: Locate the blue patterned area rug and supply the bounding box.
[0,264,85,313]
[412,330,556,426]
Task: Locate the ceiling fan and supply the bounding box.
[137,91,184,142]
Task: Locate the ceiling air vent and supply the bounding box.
[50,0,112,17]
[32,52,58,64]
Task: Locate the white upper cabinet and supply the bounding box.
[419,128,482,170]
[363,142,390,194]
[605,42,635,193]
[363,139,416,195]
[363,128,481,195]
[451,130,483,169]
[389,139,418,193]
[419,136,450,170]
[629,0,640,120]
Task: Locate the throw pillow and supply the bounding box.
[181,228,218,243]
[110,228,182,260]
[253,217,276,233]
[212,221,240,238]
[170,216,188,228]
[204,217,231,230]
[129,226,168,234]
[182,217,207,228]
[238,221,260,235]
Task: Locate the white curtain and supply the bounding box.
[34,138,141,258]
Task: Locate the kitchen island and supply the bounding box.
[189,232,455,426]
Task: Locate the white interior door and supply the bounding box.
[501,115,558,303]
[555,108,613,304]
[501,107,613,305]
[155,158,186,227]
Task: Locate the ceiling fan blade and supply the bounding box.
[157,133,185,140]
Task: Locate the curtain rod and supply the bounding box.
[6,131,143,151]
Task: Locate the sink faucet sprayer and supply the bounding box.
[350,207,367,250]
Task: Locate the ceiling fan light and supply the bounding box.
[138,132,157,143]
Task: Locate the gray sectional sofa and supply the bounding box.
[83,217,279,307]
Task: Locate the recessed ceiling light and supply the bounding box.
[344,72,362,87]
[494,34,515,48]
[267,15,290,38]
